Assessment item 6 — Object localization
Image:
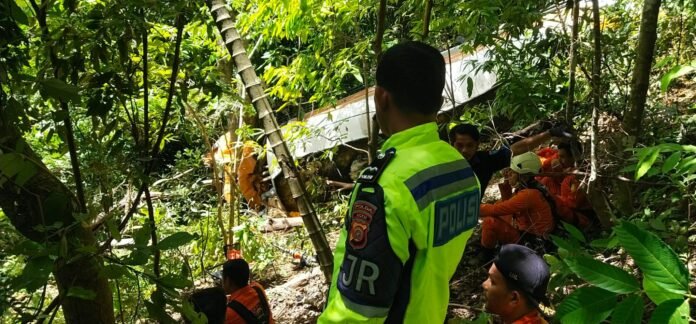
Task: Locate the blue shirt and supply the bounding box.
[468,146,512,196]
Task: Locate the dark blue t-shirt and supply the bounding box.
[468,146,512,197]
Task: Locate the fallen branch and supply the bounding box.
[261,217,304,232]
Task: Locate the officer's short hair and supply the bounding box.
[188,287,227,324]
[376,41,446,115]
[223,259,250,288]
[449,124,481,142]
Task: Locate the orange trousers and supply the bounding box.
[481,215,522,249]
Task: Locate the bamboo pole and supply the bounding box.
[206,0,333,281]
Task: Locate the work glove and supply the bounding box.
[549,126,574,138]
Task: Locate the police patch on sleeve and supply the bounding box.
[338,184,404,316]
[348,201,376,250]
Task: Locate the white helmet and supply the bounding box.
[510,152,542,175]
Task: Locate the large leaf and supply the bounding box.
[157,232,197,250]
[564,255,639,294]
[662,151,682,173]
[551,234,580,253]
[7,0,28,25]
[643,277,682,305]
[40,78,81,103]
[649,299,689,324]
[611,295,644,324]
[562,221,586,243]
[660,64,696,93]
[615,222,689,295]
[557,287,617,324]
[12,256,53,292]
[636,148,660,180]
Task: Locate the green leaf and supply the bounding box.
[611,295,644,324]
[551,234,579,253]
[562,221,586,243]
[67,286,97,300]
[636,148,660,180]
[466,76,474,97]
[0,153,23,178]
[14,163,36,186]
[11,240,45,257]
[8,0,28,25]
[662,151,682,173]
[157,232,197,250]
[159,275,193,289]
[352,71,363,83]
[644,277,682,305]
[134,223,151,247]
[103,264,130,279]
[125,248,150,266]
[13,256,53,292]
[649,299,689,324]
[557,287,617,324]
[649,218,666,231]
[661,64,696,93]
[564,255,639,294]
[615,222,689,295]
[40,78,81,103]
[590,235,619,249]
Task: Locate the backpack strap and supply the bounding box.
[227,300,260,324]
[252,286,271,324]
[527,180,562,227]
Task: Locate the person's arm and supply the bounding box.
[509,126,572,156]
[480,190,533,217]
[320,181,412,322]
[326,179,356,192]
[509,131,552,156]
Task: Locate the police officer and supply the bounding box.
[319,41,481,323]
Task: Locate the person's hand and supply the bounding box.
[549,126,573,138]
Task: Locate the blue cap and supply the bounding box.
[493,244,550,309]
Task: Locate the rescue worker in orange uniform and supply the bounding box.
[480,152,555,250]
[237,142,263,210]
[482,244,552,324]
[536,142,592,229]
[222,259,274,324]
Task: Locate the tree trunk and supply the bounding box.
[565,0,580,122]
[0,120,114,323]
[422,0,434,40]
[368,0,388,162]
[622,0,662,139]
[586,0,614,227]
[613,0,662,215]
[207,0,333,282]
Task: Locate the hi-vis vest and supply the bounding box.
[319,122,480,323]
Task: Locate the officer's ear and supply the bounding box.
[374,86,390,113]
[509,290,522,307]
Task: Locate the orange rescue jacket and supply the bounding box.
[226,282,274,324]
[480,189,555,236]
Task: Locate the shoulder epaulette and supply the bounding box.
[357,148,396,184]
